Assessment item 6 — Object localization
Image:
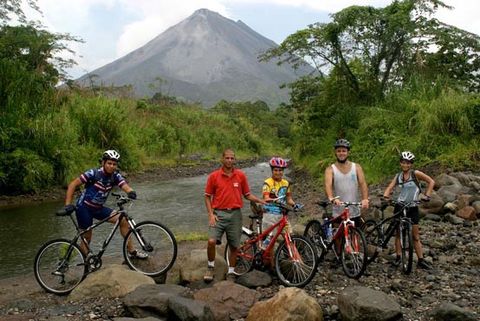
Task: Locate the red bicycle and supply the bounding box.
[224,202,318,287]
[304,201,368,279]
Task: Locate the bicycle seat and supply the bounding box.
[56,208,72,216]
[250,201,264,217]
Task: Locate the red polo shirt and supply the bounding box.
[205,168,251,209]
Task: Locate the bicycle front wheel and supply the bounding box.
[362,219,380,264]
[123,221,177,277]
[303,220,326,259]
[274,235,318,288]
[34,238,86,295]
[400,222,413,274]
[340,226,367,279]
[224,232,255,276]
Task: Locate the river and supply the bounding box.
[0,163,274,279]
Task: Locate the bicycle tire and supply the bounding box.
[123,221,177,277]
[224,232,255,276]
[34,238,86,295]
[400,221,413,274]
[303,219,326,259]
[274,235,318,287]
[362,219,380,264]
[340,226,368,279]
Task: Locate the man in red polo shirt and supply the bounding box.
[204,149,265,282]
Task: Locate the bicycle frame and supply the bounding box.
[317,203,359,258]
[239,208,297,265]
[62,197,147,266]
[370,201,416,250]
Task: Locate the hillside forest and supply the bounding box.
[1,0,479,195]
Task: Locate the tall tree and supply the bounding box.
[261,0,480,102]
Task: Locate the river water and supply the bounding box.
[0,163,274,279]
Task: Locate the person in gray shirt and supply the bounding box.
[383,151,434,270]
[324,139,369,228]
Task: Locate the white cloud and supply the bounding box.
[26,0,480,78]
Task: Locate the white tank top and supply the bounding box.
[332,163,360,218]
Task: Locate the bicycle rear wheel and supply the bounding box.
[34,238,86,295]
[400,222,413,274]
[224,232,255,276]
[303,220,326,259]
[274,235,318,287]
[340,226,367,279]
[123,221,177,277]
[362,219,380,264]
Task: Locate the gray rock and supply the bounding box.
[179,249,227,284]
[114,318,165,321]
[168,296,215,321]
[435,174,461,188]
[123,284,192,318]
[337,286,402,321]
[236,270,272,288]
[424,214,442,222]
[431,302,477,321]
[444,214,464,225]
[194,280,260,321]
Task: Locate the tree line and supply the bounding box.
[261,0,480,181]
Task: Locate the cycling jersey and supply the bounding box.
[262,177,291,215]
[76,168,127,209]
[396,170,421,204]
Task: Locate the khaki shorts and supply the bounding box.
[209,209,242,247]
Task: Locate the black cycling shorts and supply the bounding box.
[394,204,419,225]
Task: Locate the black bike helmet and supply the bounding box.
[334,139,351,150]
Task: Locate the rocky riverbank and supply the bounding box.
[1,167,479,321]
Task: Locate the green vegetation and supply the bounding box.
[262,0,480,183]
[2,0,480,195]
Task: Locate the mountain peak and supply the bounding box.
[78,9,313,106]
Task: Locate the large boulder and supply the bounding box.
[419,192,444,215]
[179,249,227,284]
[456,206,477,221]
[194,280,260,321]
[435,174,461,189]
[246,287,323,321]
[69,264,155,301]
[430,302,477,321]
[337,286,402,321]
[123,284,192,318]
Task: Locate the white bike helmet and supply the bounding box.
[102,150,120,162]
[400,151,415,162]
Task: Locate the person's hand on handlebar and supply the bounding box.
[420,195,431,202]
[63,204,76,214]
[361,199,369,209]
[127,190,137,200]
[329,196,341,206]
[293,203,304,211]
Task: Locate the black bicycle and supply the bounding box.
[34,193,177,295]
[362,200,420,274]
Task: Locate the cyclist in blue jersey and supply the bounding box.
[63,150,146,258]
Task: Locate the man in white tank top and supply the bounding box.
[324,139,369,226]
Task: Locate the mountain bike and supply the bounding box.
[34,193,177,295]
[303,201,367,279]
[224,201,318,287]
[362,200,420,274]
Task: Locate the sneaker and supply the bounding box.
[391,256,401,267]
[203,266,214,283]
[417,259,433,270]
[225,273,236,282]
[129,249,148,259]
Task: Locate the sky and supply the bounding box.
[24,0,480,79]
